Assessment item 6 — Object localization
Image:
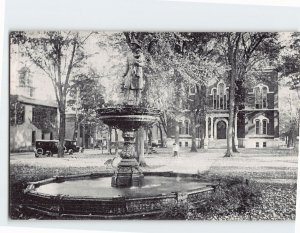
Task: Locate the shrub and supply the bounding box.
[157,201,194,220]
[196,176,262,219]
[158,176,263,220]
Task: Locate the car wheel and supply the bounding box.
[46,151,53,157]
[69,149,73,155]
[36,148,43,157]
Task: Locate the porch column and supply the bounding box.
[234,112,238,147]
[210,116,214,139]
[204,116,208,149]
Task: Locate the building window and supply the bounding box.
[179,141,182,147]
[263,142,267,148]
[185,121,189,134]
[255,87,262,109]
[190,85,196,95]
[212,81,229,110]
[218,83,225,109]
[29,87,34,97]
[213,89,217,109]
[226,89,229,109]
[185,101,190,110]
[255,117,269,135]
[262,120,267,135]
[255,120,260,135]
[254,84,269,109]
[32,131,36,145]
[262,87,268,108]
[18,67,31,87]
[256,142,259,148]
[50,132,53,140]
[179,122,183,134]
[185,141,188,147]
[42,132,45,140]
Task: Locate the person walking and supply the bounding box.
[173,142,179,157]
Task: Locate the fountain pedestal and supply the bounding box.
[97,106,160,188]
[111,131,144,187]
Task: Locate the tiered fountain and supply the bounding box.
[23,39,215,219]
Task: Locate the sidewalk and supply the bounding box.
[10,148,298,183]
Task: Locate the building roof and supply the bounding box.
[14,95,57,108]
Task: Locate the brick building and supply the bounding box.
[164,69,280,149]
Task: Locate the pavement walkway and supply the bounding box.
[10,148,298,183]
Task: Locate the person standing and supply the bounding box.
[173,142,179,157]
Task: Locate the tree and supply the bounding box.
[278,32,300,147]
[215,33,280,157]
[11,31,94,157]
[121,32,224,153]
[279,86,299,147]
[68,67,106,148]
[280,32,300,92]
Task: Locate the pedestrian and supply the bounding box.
[173,142,179,157]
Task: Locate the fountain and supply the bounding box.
[23,39,215,219]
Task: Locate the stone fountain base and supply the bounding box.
[111,158,144,187]
[23,172,216,219]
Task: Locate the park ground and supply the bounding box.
[10,147,298,220]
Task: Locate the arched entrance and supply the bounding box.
[217,120,227,139]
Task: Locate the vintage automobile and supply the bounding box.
[34,139,82,157]
[64,139,81,154]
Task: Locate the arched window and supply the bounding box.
[185,120,189,134]
[254,116,269,135]
[179,121,183,134]
[190,85,196,95]
[255,120,260,135]
[262,87,268,108]
[218,83,225,109]
[255,87,262,109]
[213,89,217,109]
[262,120,267,134]
[254,84,269,109]
[226,88,229,109]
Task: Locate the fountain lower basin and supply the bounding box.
[24,172,215,219]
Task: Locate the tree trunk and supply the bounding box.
[114,128,118,155]
[137,127,146,167]
[199,120,205,149]
[76,122,80,146]
[175,120,179,144]
[58,111,65,157]
[225,71,236,157]
[190,114,198,152]
[232,135,238,152]
[232,112,239,153]
[107,126,112,154]
[158,123,164,148]
[82,123,86,149]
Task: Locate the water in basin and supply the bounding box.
[35,176,210,198]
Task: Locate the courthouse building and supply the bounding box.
[165,69,280,149]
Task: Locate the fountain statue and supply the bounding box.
[122,38,145,105]
[98,38,159,187]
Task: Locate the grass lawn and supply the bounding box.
[9,147,298,220]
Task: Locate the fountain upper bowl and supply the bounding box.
[97,105,160,130]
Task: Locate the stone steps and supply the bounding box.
[208,139,227,149]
